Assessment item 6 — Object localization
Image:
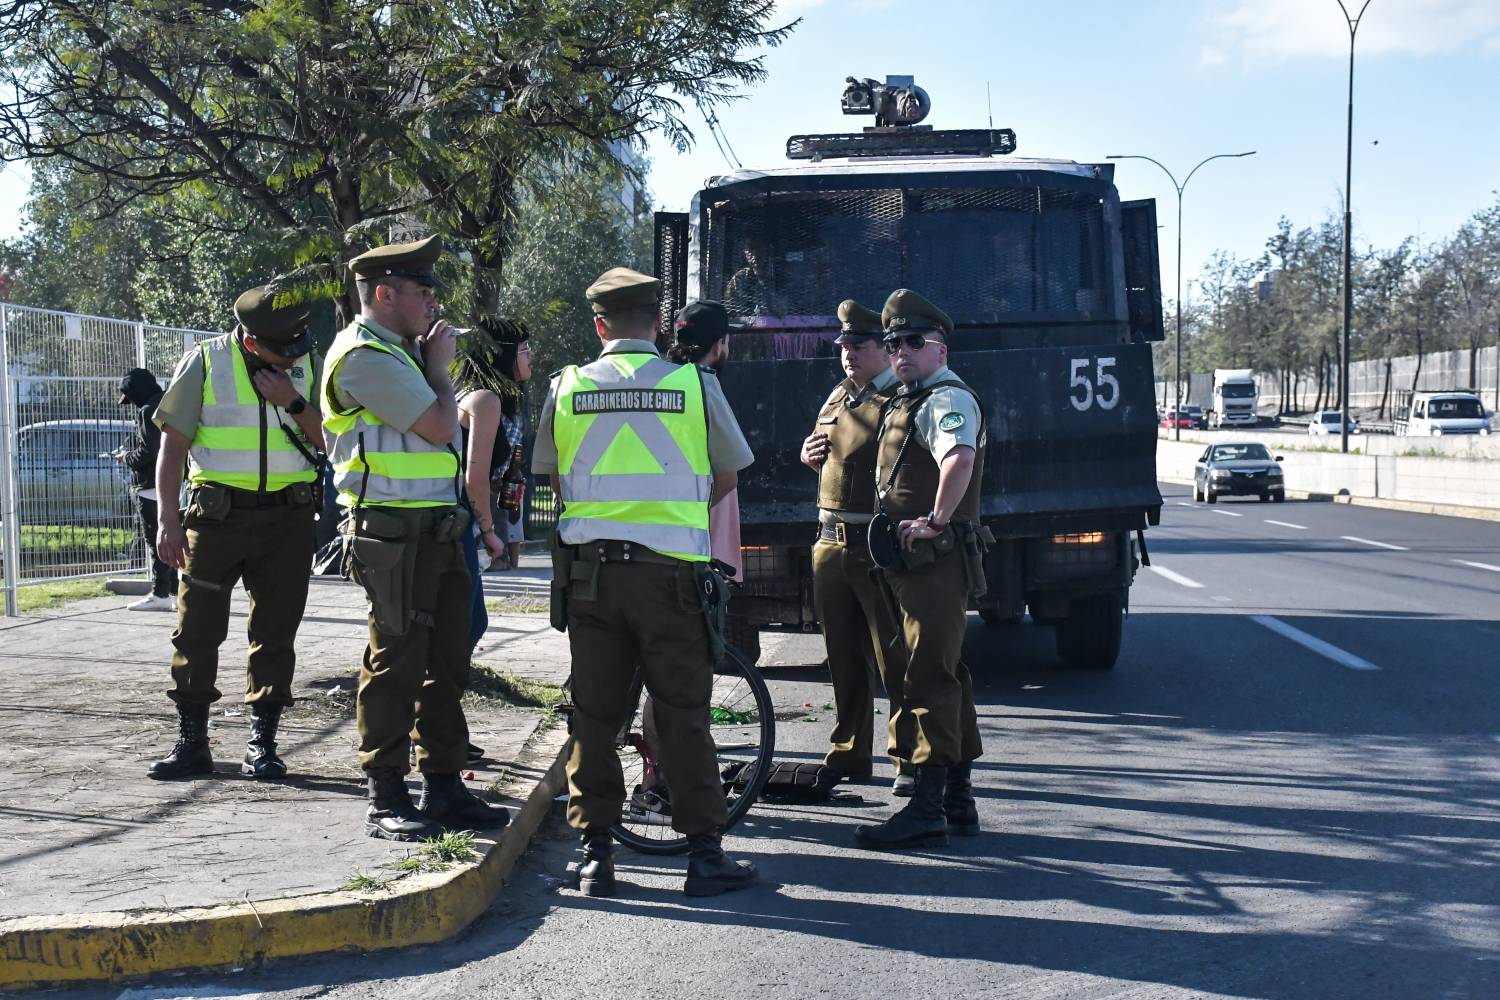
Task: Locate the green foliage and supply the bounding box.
[20,525,133,555]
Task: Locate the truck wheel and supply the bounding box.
[1206,490,1217,504]
[1055,592,1124,670]
[724,613,761,666]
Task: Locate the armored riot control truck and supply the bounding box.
[653,78,1164,669]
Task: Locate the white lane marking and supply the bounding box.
[1342,535,1408,551]
[1264,519,1308,530]
[1212,509,1243,518]
[1251,615,1380,672]
[1455,559,1500,574]
[1175,501,1196,507]
[1147,565,1204,589]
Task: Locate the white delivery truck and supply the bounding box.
[1211,369,1258,428]
[1393,389,1491,436]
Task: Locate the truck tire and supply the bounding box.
[724,613,761,666]
[1055,592,1124,670]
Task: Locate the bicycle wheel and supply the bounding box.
[610,643,775,855]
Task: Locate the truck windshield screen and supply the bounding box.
[1428,399,1483,419]
[702,183,1108,327]
[1220,384,1255,398]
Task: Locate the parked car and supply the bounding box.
[1308,409,1359,436]
[1193,441,1285,503]
[14,419,134,524]
[1161,405,1205,430]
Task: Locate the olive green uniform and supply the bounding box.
[533,338,754,836]
[154,343,319,708]
[812,366,907,772]
[326,316,471,775]
[875,365,985,768]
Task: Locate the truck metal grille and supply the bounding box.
[1036,532,1118,576]
[702,183,1106,329]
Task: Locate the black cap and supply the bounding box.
[673,300,738,347]
[117,368,160,406]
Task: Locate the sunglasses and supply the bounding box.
[882,331,944,355]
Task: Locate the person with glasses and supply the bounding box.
[855,288,984,850]
[800,299,912,792]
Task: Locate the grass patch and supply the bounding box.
[17,578,111,613]
[465,665,565,711]
[20,525,134,556]
[342,870,391,894]
[394,831,478,874]
[486,595,549,615]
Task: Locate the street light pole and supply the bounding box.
[1337,0,1373,454]
[1107,151,1256,442]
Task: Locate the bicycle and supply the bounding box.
[608,641,775,855]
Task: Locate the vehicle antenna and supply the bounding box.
[986,81,993,130]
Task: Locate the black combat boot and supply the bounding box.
[944,761,980,836]
[241,701,287,780]
[683,831,759,897]
[147,703,214,780]
[418,772,511,830]
[567,828,617,897]
[855,764,949,849]
[892,760,915,797]
[365,768,444,841]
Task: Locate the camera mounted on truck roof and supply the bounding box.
[790,75,1018,161]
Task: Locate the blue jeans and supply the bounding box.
[462,527,488,652]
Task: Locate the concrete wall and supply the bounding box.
[1164,427,1500,460]
[1157,436,1500,510]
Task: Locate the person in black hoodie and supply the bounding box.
[117,368,177,610]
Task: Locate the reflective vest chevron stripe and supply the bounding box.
[553,351,712,562]
[319,322,459,508]
[188,335,317,491]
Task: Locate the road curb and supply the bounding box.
[1158,476,1500,522]
[0,718,570,992]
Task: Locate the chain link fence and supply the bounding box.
[0,303,217,613]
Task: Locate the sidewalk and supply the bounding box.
[0,555,572,989]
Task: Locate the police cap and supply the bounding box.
[834,299,883,344]
[234,285,315,358]
[881,288,953,339]
[586,267,660,314]
[347,234,443,287]
[674,300,740,347]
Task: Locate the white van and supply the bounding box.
[1393,391,1490,437]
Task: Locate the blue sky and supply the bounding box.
[641,0,1500,299]
[3,0,1497,303]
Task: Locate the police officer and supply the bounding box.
[148,286,325,781]
[321,234,508,841]
[533,268,759,898]
[800,300,910,788]
[855,288,985,849]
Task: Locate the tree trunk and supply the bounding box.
[1379,357,1392,419]
[329,168,364,327]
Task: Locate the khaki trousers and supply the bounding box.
[884,548,983,768]
[565,559,727,836]
[812,536,907,771]
[354,528,472,774]
[169,502,314,708]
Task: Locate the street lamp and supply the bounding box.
[1107,150,1256,441]
[1337,0,1373,454]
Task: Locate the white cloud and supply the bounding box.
[1203,0,1500,64]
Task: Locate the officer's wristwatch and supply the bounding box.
[286,396,307,415]
[926,510,947,531]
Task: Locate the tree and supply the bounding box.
[0,1,794,318]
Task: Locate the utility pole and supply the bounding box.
[1337,0,1373,453]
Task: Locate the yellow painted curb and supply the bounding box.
[0,720,570,991]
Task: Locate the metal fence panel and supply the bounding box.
[0,303,217,611]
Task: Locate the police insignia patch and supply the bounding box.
[938,412,965,432]
[290,367,305,379]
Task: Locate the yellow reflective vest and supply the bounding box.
[553,351,712,562]
[319,322,459,508]
[188,335,317,491]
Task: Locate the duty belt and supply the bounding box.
[572,539,686,568]
[218,484,303,509]
[818,521,851,546]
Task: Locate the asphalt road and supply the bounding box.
[76,488,1500,1000]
